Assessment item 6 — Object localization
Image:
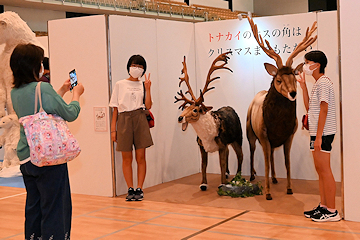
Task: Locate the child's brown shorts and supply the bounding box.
[116,109,153,152]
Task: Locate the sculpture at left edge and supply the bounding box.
[0,11,43,170]
[0,114,20,169]
[0,11,43,117]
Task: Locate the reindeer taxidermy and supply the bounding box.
[175,52,243,191]
[246,16,317,200]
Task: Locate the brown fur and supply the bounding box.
[246,65,300,200]
[179,106,243,190]
[175,52,243,190]
[246,16,316,200]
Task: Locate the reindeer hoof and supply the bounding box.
[266,194,272,200]
[226,172,229,179]
[218,184,225,189]
[272,178,278,184]
[250,175,255,181]
[287,189,293,195]
[200,183,208,191]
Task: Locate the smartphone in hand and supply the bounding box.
[69,69,78,90]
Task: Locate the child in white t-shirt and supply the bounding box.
[109,55,153,201]
[298,50,340,222]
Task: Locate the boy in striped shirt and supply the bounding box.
[298,50,340,222]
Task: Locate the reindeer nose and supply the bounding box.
[290,91,297,99]
[178,116,183,122]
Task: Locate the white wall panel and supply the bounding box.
[156,19,200,183]
[233,0,254,13]
[36,36,48,57]
[253,0,307,16]
[339,0,360,222]
[48,15,113,196]
[194,12,341,182]
[108,15,160,195]
[317,10,341,185]
[195,19,257,181]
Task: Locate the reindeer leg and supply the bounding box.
[270,148,278,184]
[226,151,230,179]
[283,134,294,195]
[198,139,208,191]
[231,141,243,175]
[218,146,229,187]
[260,141,272,200]
[247,125,257,181]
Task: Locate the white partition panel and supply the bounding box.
[108,15,160,195]
[156,19,200,183]
[48,15,113,196]
[36,36,48,57]
[316,10,341,185]
[195,19,257,179]
[195,13,341,182]
[339,0,360,222]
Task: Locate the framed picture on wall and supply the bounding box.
[94,107,107,132]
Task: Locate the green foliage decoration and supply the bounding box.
[217,173,263,198]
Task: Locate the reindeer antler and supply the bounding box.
[175,52,232,111]
[247,16,284,68]
[285,21,317,67]
[195,52,232,108]
[247,16,318,68]
[174,56,196,110]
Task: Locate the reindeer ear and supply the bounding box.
[205,106,213,112]
[264,63,278,76]
[294,62,305,75]
[0,20,7,28]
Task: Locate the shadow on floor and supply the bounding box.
[126,173,341,216]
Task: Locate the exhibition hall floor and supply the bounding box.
[1,173,359,240]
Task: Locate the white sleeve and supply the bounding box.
[109,84,119,108]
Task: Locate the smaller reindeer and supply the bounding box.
[175,52,243,191]
[246,17,317,200]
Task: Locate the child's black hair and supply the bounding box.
[304,50,327,74]
[127,55,146,76]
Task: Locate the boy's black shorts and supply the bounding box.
[310,135,335,152]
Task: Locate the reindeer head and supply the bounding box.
[248,17,317,101]
[175,52,232,131]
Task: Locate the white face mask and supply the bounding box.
[129,67,144,79]
[303,63,318,75]
[39,63,44,78]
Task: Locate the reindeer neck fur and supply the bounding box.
[190,111,219,153]
[263,82,296,148]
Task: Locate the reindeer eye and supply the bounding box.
[193,109,198,113]
[276,80,281,84]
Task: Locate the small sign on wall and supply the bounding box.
[94,107,107,132]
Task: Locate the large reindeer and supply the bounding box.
[175,52,243,191]
[246,17,317,200]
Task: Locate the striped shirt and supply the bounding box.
[308,75,336,136]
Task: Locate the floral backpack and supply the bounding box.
[19,82,81,167]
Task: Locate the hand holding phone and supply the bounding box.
[69,69,78,90]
